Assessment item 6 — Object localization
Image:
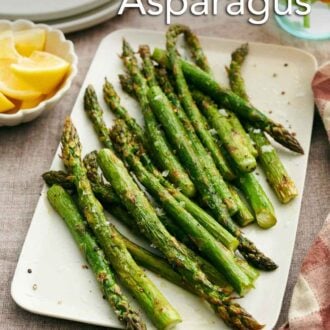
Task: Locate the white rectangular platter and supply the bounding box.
[11,29,317,329]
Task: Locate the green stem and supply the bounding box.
[152,48,304,154]
[60,118,181,329]
[111,211,233,294]
[84,85,113,150]
[47,185,146,330]
[165,27,238,215]
[121,41,196,198]
[110,122,253,296]
[228,43,298,204]
[97,147,262,329]
[147,87,276,270]
[155,67,236,181]
[192,90,256,173]
[229,185,255,227]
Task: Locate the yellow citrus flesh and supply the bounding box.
[0,30,21,61]
[10,51,70,94]
[0,91,15,113]
[0,61,42,101]
[14,28,46,57]
[0,31,42,102]
[20,95,45,110]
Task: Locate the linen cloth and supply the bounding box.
[313,62,330,141]
[279,63,330,330]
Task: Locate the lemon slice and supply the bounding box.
[0,62,42,101]
[14,28,46,57]
[10,51,70,94]
[0,91,15,113]
[0,30,21,61]
[21,95,45,110]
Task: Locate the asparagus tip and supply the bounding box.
[264,122,304,154]
[138,44,151,58]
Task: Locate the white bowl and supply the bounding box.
[0,20,78,126]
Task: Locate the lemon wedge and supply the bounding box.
[0,91,15,113]
[0,32,41,101]
[10,51,70,94]
[14,28,46,57]
[0,31,21,61]
[21,95,45,109]
[0,62,42,101]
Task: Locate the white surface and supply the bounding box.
[0,0,111,22]
[0,20,78,127]
[11,29,317,329]
[40,1,121,34]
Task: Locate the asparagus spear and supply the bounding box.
[60,118,181,329]
[122,42,237,215]
[121,222,233,293]
[227,112,258,158]
[146,85,276,269]
[110,121,253,295]
[42,170,74,189]
[111,120,258,283]
[141,72,237,218]
[218,145,277,230]
[227,44,250,101]
[162,28,276,228]
[192,90,256,173]
[166,24,257,159]
[155,67,236,181]
[47,184,146,330]
[83,85,113,150]
[107,115,238,251]
[183,23,258,158]
[83,152,200,249]
[228,43,298,204]
[154,79,276,226]
[152,48,304,154]
[228,185,255,227]
[152,50,256,161]
[237,173,276,229]
[248,128,298,203]
[110,116,257,273]
[110,212,233,293]
[178,24,212,74]
[103,78,145,144]
[119,73,239,244]
[97,147,262,329]
[161,32,238,215]
[43,168,233,293]
[42,169,121,205]
[92,41,274,268]
[111,225,193,293]
[193,26,258,159]
[43,157,238,253]
[98,81,237,251]
[120,41,196,198]
[140,45,236,181]
[46,121,274,269]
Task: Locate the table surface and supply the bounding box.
[1,10,329,330]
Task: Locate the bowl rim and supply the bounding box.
[0,19,78,121]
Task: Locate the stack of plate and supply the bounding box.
[0,0,122,33]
